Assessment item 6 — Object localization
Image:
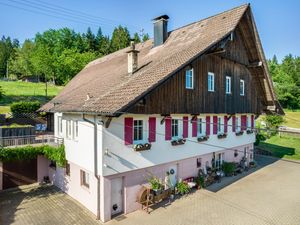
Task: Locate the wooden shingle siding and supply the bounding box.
[128,31,261,115]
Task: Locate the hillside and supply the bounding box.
[0,81,63,114]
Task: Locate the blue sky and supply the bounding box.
[0,0,299,61]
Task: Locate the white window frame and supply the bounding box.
[217,117,222,133]
[197,118,205,136]
[58,116,62,136]
[185,68,194,89]
[66,120,72,139]
[240,79,245,96]
[225,76,231,94]
[73,120,79,140]
[80,170,90,189]
[133,120,143,143]
[208,72,215,92]
[236,116,240,132]
[171,119,179,138]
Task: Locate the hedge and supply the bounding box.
[0,144,66,167]
[10,101,41,114]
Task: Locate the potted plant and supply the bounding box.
[235,131,244,136]
[175,181,190,195]
[148,176,162,195]
[222,162,236,176]
[171,138,186,146]
[197,135,209,142]
[217,133,227,139]
[133,143,152,151]
[196,175,205,189]
[246,129,254,134]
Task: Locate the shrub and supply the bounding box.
[148,176,162,191]
[10,101,41,114]
[0,85,3,99]
[222,162,236,176]
[0,145,66,167]
[176,181,190,195]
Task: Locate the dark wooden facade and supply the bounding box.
[128,27,262,115]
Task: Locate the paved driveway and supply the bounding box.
[1,156,300,225]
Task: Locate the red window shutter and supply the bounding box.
[192,116,197,137]
[232,115,236,132]
[251,115,254,129]
[165,116,172,140]
[213,116,218,135]
[124,117,133,145]
[183,116,189,138]
[224,116,228,133]
[206,116,210,136]
[241,115,247,131]
[148,117,156,142]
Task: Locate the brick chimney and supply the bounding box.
[126,41,140,74]
[152,15,169,47]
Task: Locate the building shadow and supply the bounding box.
[205,154,280,193]
[257,142,295,159]
[0,185,58,225]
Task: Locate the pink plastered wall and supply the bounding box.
[106,143,254,216]
[0,161,3,191]
[49,161,98,216]
[37,156,49,183]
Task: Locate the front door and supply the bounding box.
[168,165,177,187]
[111,177,123,216]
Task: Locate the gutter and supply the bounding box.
[82,114,101,220]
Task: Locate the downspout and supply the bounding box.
[83,114,100,220]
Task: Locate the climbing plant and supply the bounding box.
[0,144,65,167]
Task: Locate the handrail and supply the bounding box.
[0,135,64,148]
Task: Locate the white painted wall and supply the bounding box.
[54,112,255,177]
[102,114,255,176]
[54,113,98,173]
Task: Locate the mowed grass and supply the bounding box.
[282,110,300,129]
[258,135,300,160]
[0,81,63,113]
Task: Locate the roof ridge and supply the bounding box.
[169,3,249,34]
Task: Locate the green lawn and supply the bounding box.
[0,81,63,113]
[282,110,300,129]
[258,135,300,160]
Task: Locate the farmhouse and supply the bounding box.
[39,4,282,222]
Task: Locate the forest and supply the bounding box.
[268,55,300,109]
[0,26,299,110]
[0,26,149,85]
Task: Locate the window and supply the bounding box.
[215,153,223,170]
[73,121,79,139]
[226,76,231,94]
[197,118,203,135]
[236,116,239,131]
[66,120,72,139]
[208,72,215,92]
[133,120,143,141]
[171,119,179,138]
[240,79,245,96]
[81,170,89,188]
[58,117,62,135]
[246,116,250,129]
[66,162,70,176]
[185,69,194,89]
[218,117,222,133]
[197,158,202,168]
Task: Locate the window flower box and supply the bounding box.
[217,133,227,139]
[171,138,186,146]
[246,129,254,134]
[235,131,244,136]
[133,143,151,151]
[197,135,209,142]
